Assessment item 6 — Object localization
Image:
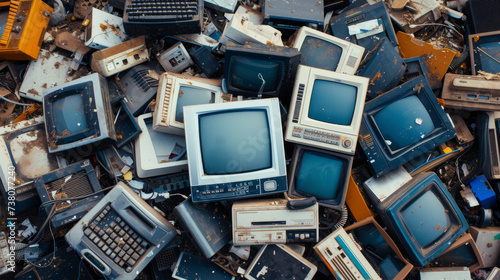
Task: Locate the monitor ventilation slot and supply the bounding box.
[331,255,357,280]
[45,170,93,213]
[292,83,305,123]
[131,69,159,92]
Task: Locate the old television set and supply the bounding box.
[486,111,500,180]
[290,26,365,75]
[372,172,468,266]
[135,113,188,178]
[469,31,500,75]
[358,76,456,177]
[288,145,352,210]
[152,72,230,135]
[0,117,59,213]
[329,1,398,52]
[43,73,116,154]
[184,98,287,203]
[222,42,300,101]
[284,65,368,155]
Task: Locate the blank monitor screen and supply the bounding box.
[308,80,357,126]
[296,151,347,200]
[175,86,215,123]
[52,91,89,136]
[229,57,282,92]
[401,190,451,248]
[299,36,343,71]
[374,95,435,151]
[199,109,272,175]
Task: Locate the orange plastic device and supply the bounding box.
[0,0,52,60]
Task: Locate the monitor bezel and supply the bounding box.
[291,26,364,75]
[222,42,300,98]
[153,72,226,135]
[288,144,352,210]
[45,81,98,145]
[378,172,468,266]
[43,73,116,153]
[285,65,368,154]
[184,98,286,187]
[361,76,455,164]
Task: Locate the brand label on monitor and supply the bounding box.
[191,176,287,203]
[232,198,319,246]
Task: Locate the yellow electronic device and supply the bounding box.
[0,0,52,60]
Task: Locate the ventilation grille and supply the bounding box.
[131,69,159,92]
[45,170,93,213]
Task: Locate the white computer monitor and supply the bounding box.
[285,65,368,155]
[135,113,188,178]
[290,26,365,75]
[184,98,287,203]
[152,72,230,135]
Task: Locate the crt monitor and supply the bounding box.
[374,172,468,266]
[289,26,365,75]
[184,98,287,203]
[43,73,116,154]
[222,42,300,100]
[358,76,456,177]
[285,65,368,155]
[135,113,188,178]
[329,1,398,52]
[288,145,352,210]
[152,72,231,135]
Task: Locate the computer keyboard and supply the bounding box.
[123,0,203,36]
[83,206,151,271]
[66,182,177,280]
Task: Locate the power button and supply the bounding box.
[342,138,352,148]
